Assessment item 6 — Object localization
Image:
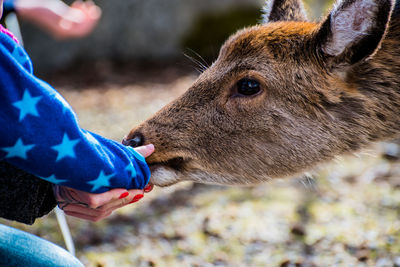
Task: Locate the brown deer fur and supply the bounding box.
[126,0,400,187]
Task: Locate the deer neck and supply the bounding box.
[343,20,400,144]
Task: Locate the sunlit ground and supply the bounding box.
[2,67,400,267]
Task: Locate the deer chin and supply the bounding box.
[148,157,236,187]
[148,157,187,187]
[149,157,269,187]
[149,166,182,187]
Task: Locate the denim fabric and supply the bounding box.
[0,224,83,267]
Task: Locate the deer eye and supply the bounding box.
[236,78,261,96]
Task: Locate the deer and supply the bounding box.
[123,0,400,187]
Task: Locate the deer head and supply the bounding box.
[125,0,397,187]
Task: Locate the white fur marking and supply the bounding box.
[261,0,275,23]
[150,167,180,186]
[324,0,378,56]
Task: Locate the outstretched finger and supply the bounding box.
[72,1,102,20]
[76,188,129,209]
[83,1,102,20]
[97,189,144,212]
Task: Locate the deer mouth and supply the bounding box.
[148,157,186,172]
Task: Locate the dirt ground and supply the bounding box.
[2,65,400,267]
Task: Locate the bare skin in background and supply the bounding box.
[9,0,101,39]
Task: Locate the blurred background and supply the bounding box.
[2,0,400,266]
[11,0,334,75]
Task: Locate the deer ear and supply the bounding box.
[262,0,308,23]
[316,0,394,65]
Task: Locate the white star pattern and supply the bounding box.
[51,133,80,161]
[1,138,35,159]
[12,89,42,121]
[87,170,114,191]
[39,174,67,184]
[125,163,136,176]
[0,42,149,193]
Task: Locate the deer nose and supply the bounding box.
[122,133,144,148]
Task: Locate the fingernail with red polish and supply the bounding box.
[144,184,153,193]
[119,192,129,199]
[129,194,144,204]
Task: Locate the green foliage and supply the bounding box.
[181,0,339,65]
[303,0,336,19]
[181,6,262,63]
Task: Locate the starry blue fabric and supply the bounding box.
[0,29,151,193]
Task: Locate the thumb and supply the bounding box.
[134,144,155,158]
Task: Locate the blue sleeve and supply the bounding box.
[3,0,16,13]
[0,32,151,193]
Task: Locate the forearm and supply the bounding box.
[10,0,100,39]
[13,0,78,31]
[0,32,150,193]
[14,0,71,17]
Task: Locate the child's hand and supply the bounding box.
[54,186,150,221]
[54,144,155,222]
[57,1,102,39]
[15,0,102,40]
